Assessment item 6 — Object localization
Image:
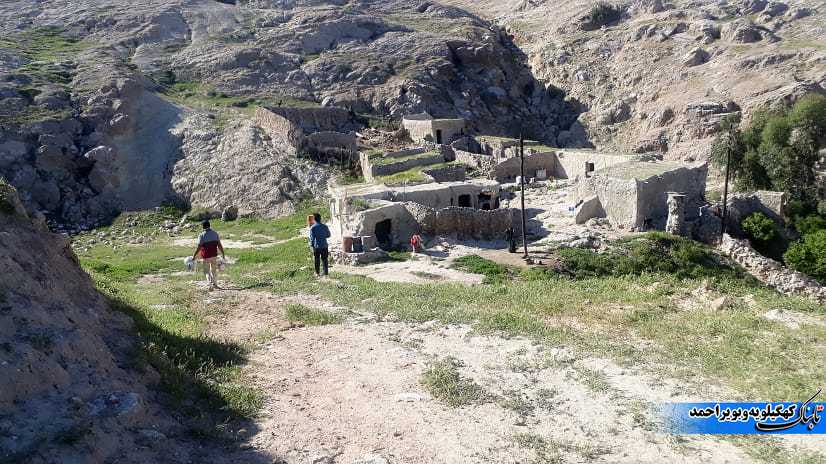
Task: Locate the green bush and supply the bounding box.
[742,212,777,242]
[556,232,744,280]
[0,177,17,215]
[784,230,826,284]
[583,2,623,29]
[793,214,826,236]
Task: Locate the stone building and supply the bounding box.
[402,113,467,145]
[328,179,505,249]
[255,106,358,157]
[574,161,708,231]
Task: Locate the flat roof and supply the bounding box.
[595,161,691,180]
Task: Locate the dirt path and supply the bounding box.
[192,287,766,464]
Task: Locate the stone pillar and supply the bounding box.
[666,192,686,236]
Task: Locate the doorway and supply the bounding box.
[436,129,443,144]
[375,219,392,249]
[458,194,472,208]
[585,162,595,177]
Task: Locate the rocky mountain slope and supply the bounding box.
[0,182,256,463]
[443,0,826,160]
[0,0,577,228]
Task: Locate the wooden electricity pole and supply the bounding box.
[519,134,528,258]
[720,126,734,243]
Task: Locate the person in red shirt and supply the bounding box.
[410,234,422,254]
[192,221,225,291]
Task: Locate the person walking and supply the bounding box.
[192,220,225,291]
[309,212,331,277]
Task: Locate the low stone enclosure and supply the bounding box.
[255,106,359,159]
[574,161,709,232]
[329,180,503,249]
[402,113,467,145]
[360,147,446,182]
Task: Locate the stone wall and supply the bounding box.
[402,115,466,145]
[423,164,466,183]
[254,107,303,151]
[304,131,357,155]
[266,107,356,134]
[553,150,636,180]
[493,152,557,183]
[726,191,787,237]
[576,175,639,229]
[405,204,514,241]
[720,234,826,303]
[635,163,708,229]
[361,151,445,182]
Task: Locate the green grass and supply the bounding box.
[160,81,319,113]
[285,303,342,326]
[451,255,510,284]
[374,162,458,185]
[76,208,826,440]
[370,151,440,166]
[420,357,489,407]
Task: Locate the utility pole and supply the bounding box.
[720,126,734,243]
[520,134,528,258]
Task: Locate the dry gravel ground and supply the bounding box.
[181,284,800,464]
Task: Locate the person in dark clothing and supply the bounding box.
[505,227,517,253]
[308,212,331,276]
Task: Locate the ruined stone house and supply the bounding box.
[574,161,709,231]
[255,106,359,158]
[329,179,505,249]
[402,112,467,145]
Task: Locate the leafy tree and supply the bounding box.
[784,230,826,284]
[710,94,826,205]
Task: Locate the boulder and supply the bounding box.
[683,47,710,67]
[575,195,605,224]
[221,206,239,221]
[725,22,762,43]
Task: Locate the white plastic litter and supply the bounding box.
[218,256,227,271]
[184,256,195,272]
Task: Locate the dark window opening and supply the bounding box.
[458,194,472,208]
[585,162,595,177]
[436,129,443,144]
[375,219,392,250]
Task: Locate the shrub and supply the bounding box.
[784,230,826,284]
[793,214,826,237]
[742,212,777,243]
[582,1,623,29]
[556,232,743,280]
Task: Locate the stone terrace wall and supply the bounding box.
[720,234,826,303]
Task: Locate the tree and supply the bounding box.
[784,230,826,284]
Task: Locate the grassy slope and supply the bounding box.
[76,207,826,454]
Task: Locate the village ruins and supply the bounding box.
[307,112,753,262]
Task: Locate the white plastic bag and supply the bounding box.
[184,256,195,272]
[218,256,227,271]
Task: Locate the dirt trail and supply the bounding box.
[190,286,767,464]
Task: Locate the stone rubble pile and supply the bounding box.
[719,234,826,303]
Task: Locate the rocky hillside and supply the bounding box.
[443,0,826,160]
[0,182,253,463]
[0,0,578,228]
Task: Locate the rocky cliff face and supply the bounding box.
[0,182,244,463]
[442,0,826,160]
[0,0,578,228]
